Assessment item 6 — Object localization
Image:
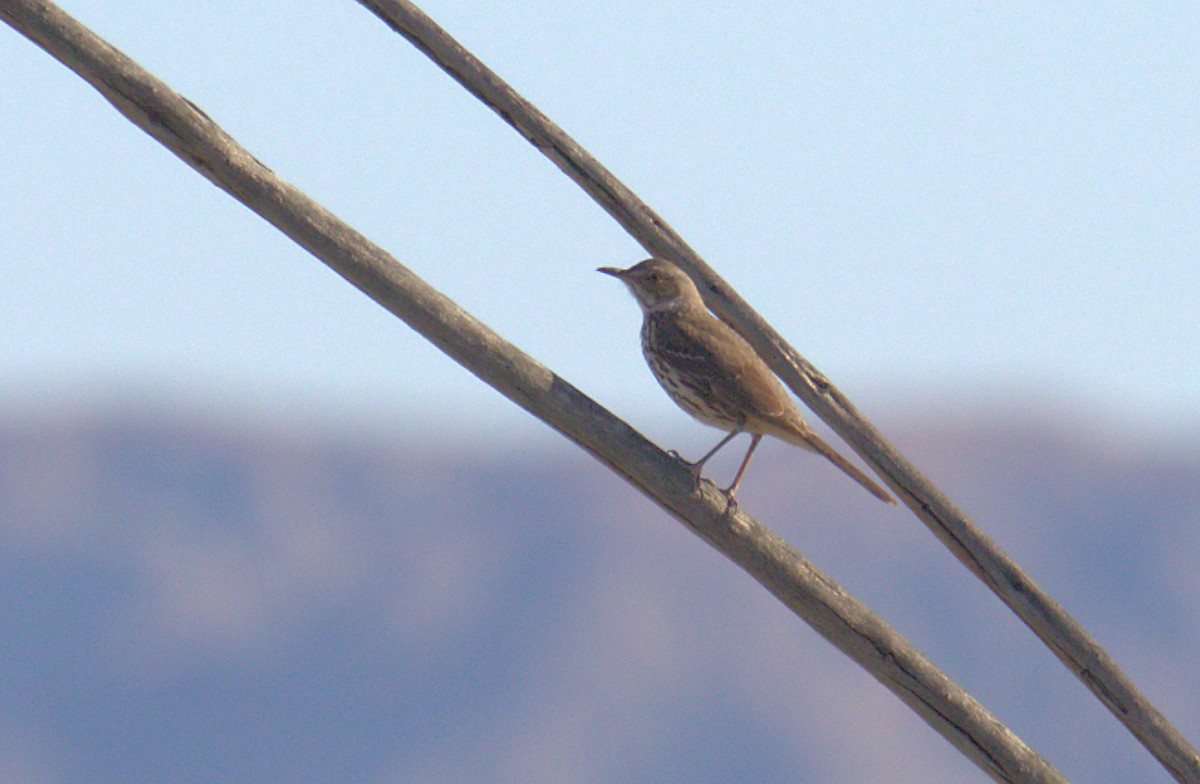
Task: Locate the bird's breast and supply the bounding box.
[640,316,742,429]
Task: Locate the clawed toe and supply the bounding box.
[666,449,739,512]
[668,451,704,489]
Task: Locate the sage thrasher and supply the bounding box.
[599,258,894,505]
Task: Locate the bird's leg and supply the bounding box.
[670,429,743,490]
[721,433,763,513]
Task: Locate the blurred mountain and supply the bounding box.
[1,402,1197,783]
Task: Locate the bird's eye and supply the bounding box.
[646,273,660,283]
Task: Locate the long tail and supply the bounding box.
[779,424,895,504]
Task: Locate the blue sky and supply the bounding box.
[3,2,1199,443]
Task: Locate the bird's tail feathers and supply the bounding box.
[776,425,895,504]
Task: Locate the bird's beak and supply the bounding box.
[597,266,625,278]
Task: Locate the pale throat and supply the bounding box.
[640,290,702,315]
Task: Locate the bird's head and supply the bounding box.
[597,258,703,313]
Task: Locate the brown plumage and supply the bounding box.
[599,258,894,505]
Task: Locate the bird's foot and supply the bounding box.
[668,450,706,492]
[667,450,739,513]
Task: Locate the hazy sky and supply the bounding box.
[3,2,1198,442]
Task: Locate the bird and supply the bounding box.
[598,258,894,506]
